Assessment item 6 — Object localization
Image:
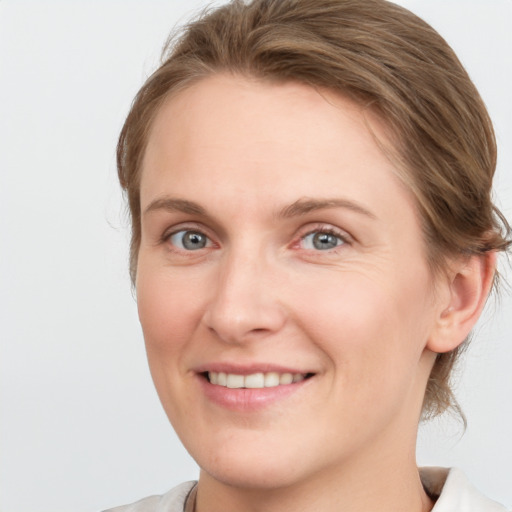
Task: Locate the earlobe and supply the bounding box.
[427,251,497,354]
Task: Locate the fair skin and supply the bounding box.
[136,74,494,512]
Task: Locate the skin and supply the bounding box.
[136,74,494,512]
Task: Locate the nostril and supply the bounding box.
[201,286,288,344]
[205,321,281,345]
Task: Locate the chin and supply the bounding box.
[200,457,307,491]
[186,433,316,490]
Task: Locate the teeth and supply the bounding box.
[207,371,307,389]
[264,372,280,387]
[226,374,244,388]
[280,373,293,385]
[244,372,264,388]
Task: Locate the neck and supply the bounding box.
[195,445,434,512]
[194,359,436,512]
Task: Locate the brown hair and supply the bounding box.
[117,0,511,419]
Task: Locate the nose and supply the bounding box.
[202,249,287,344]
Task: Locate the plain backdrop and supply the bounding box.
[1,1,511,511]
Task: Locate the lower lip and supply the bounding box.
[198,375,311,411]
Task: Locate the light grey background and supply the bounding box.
[1,1,510,511]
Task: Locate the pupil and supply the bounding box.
[183,232,206,250]
[313,232,338,250]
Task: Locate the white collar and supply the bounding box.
[420,467,508,511]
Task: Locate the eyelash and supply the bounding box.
[297,227,350,252]
[162,225,215,253]
[161,224,351,254]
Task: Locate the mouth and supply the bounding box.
[204,371,314,389]
[195,364,316,410]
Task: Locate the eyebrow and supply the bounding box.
[143,196,376,220]
[143,197,207,216]
[278,197,377,220]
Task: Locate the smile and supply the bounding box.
[207,371,309,389]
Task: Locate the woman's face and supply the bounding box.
[137,75,441,489]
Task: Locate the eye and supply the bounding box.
[168,230,211,251]
[301,230,346,251]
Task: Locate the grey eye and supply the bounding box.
[302,231,344,250]
[169,230,209,250]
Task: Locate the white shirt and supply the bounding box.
[103,467,509,511]
[421,467,508,511]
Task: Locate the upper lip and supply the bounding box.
[193,362,314,375]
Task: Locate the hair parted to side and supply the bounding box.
[117,0,511,420]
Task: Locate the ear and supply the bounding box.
[426,251,497,353]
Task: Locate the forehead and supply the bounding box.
[145,74,386,148]
[140,74,415,225]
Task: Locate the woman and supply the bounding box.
[106,0,511,510]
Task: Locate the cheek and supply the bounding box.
[136,265,203,360]
[135,266,206,423]
[293,268,433,388]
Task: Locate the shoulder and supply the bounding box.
[101,481,197,512]
[421,467,509,512]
